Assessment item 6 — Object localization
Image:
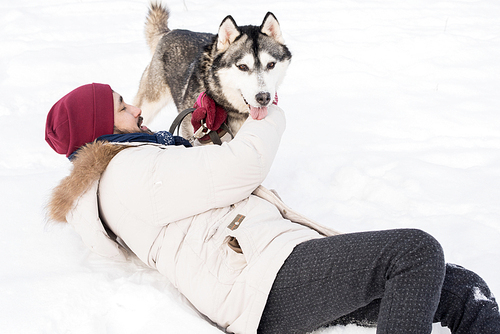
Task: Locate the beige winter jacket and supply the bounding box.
[48,106,340,333]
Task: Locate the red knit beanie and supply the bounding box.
[45,83,114,157]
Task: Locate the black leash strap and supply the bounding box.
[209,130,222,145]
[169,108,196,135]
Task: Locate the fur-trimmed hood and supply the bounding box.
[47,141,131,223]
[47,141,138,261]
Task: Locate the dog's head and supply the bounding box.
[208,13,292,119]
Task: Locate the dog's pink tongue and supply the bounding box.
[249,105,268,120]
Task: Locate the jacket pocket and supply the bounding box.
[222,235,247,270]
[226,236,242,253]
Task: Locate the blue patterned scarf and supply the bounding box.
[97,131,191,147]
[69,131,191,160]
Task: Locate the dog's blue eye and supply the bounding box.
[237,64,249,72]
[267,62,276,70]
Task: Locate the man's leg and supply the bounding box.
[326,263,500,334]
[257,229,446,334]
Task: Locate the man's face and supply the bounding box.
[112,92,151,134]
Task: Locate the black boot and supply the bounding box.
[434,264,500,334]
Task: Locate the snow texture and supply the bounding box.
[1,0,499,333]
[473,287,491,303]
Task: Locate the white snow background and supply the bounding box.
[1,0,499,333]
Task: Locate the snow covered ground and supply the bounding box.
[1,0,499,333]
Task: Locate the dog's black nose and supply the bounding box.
[256,92,271,106]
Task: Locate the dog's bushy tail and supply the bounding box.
[145,2,171,54]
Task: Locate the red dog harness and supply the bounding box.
[169,92,278,145]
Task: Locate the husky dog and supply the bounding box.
[134,3,292,141]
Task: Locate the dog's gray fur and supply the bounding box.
[134,2,292,140]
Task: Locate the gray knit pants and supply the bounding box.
[257,229,500,334]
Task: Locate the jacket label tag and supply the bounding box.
[228,214,245,230]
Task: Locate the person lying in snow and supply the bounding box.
[45,83,500,334]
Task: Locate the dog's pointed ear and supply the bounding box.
[217,15,240,52]
[260,12,284,44]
